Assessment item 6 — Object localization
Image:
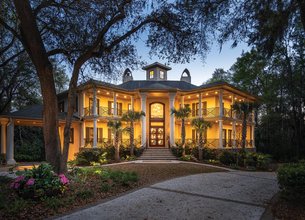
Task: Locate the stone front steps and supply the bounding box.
[138,147,177,160]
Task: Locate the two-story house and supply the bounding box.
[0,62,257,164]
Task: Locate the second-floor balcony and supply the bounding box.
[188,107,253,122]
[83,106,129,117]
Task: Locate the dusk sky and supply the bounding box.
[130,40,250,86]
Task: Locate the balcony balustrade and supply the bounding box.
[83,106,129,117]
[84,137,141,148]
[174,138,253,148]
[187,107,253,122]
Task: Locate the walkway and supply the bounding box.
[58,170,278,220]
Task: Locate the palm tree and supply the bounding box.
[232,102,254,149]
[121,110,145,156]
[191,117,211,160]
[107,120,123,162]
[171,106,191,156]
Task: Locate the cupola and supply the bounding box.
[180,68,191,83]
[122,68,133,83]
[142,62,171,81]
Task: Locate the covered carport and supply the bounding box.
[0,105,81,165]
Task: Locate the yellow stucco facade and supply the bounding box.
[0,62,257,162]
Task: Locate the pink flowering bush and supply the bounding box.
[11,163,69,199]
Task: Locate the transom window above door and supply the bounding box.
[150,103,164,119]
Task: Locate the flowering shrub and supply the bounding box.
[11,163,69,199]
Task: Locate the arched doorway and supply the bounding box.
[149,102,165,147]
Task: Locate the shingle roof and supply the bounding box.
[3,104,80,121]
[142,62,172,71]
[117,80,198,91]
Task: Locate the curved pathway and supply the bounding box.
[58,170,278,220]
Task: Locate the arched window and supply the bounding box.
[150,103,164,119]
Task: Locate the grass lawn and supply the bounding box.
[0,163,223,219]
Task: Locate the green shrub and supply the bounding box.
[107,170,138,186]
[180,155,191,161]
[219,151,236,165]
[256,153,272,170]
[76,189,94,199]
[15,139,45,162]
[10,163,69,199]
[100,183,111,192]
[277,162,305,201]
[202,148,218,160]
[134,147,144,157]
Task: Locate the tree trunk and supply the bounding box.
[181,119,185,156]
[61,61,84,173]
[198,132,203,160]
[130,121,134,156]
[115,132,120,162]
[13,0,61,172]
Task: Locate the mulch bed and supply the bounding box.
[0,163,223,220]
[271,195,305,220]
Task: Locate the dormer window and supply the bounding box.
[149,70,154,79]
[160,71,164,79]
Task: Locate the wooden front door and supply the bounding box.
[149,126,165,147]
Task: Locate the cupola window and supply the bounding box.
[150,70,154,79]
[160,70,164,79]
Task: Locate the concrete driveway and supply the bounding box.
[58,171,278,220]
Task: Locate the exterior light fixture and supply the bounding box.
[229,95,232,98]
[188,96,191,99]
[196,94,199,97]
[215,91,218,94]
[116,94,118,97]
[106,92,110,95]
[124,95,127,98]
[97,90,100,93]
[206,93,208,96]
[234,97,237,100]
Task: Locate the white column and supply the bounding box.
[131,96,134,111]
[181,95,184,108]
[219,120,223,148]
[252,125,255,148]
[140,93,147,147]
[169,93,176,146]
[113,92,117,116]
[219,90,223,148]
[232,95,236,148]
[93,87,97,148]
[219,90,223,117]
[1,121,7,154]
[198,93,202,117]
[6,119,16,165]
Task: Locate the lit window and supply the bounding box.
[150,70,154,79]
[160,71,164,79]
[150,103,164,119]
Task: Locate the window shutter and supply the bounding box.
[108,128,112,143]
[202,101,207,116]
[108,101,112,115]
[98,128,103,141]
[192,103,195,117]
